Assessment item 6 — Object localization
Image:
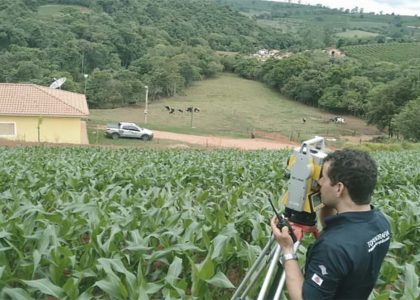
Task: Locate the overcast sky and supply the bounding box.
[270,0,420,16]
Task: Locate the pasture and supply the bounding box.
[89,73,381,145]
[335,30,379,39]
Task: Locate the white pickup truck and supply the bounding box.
[105,122,154,141]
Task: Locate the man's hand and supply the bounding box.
[271,216,295,254]
[270,216,304,300]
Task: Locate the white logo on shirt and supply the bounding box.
[311,273,324,286]
[318,265,328,275]
[367,230,390,253]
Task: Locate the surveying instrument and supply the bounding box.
[231,136,328,300]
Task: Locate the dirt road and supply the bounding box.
[154,130,297,150]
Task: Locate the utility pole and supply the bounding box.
[83,74,88,95]
[187,107,200,128]
[144,85,149,124]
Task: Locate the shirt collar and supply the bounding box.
[324,205,375,227]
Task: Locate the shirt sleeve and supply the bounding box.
[303,241,350,300]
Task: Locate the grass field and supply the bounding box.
[89,73,381,143]
[335,30,379,38]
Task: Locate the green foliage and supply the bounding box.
[366,78,416,135]
[0,146,418,299]
[261,54,311,89]
[392,98,420,141]
[0,0,299,108]
[281,69,327,106]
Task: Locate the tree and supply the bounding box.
[342,76,372,115]
[261,55,309,89]
[233,58,262,80]
[361,62,399,83]
[392,98,420,141]
[366,79,415,136]
[173,53,202,86]
[318,84,346,111]
[86,69,123,108]
[281,69,327,106]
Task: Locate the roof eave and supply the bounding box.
[0,113,89,118]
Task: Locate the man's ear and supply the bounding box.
[336,182,345,197]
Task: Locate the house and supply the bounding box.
[323,48,345,58]
[0,83,89,144]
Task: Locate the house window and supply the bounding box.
[0,122,16,136]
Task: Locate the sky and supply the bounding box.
[270,0,420,16]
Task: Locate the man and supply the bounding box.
[271,149,391,300]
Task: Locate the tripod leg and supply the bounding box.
[240,240,278,298]
[267,262,284,300]
[272,240,301,300]
[257,244,282,300]
[231,236,276,300]
[273,269,286,300]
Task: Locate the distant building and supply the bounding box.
[323,48,346,58]
[252,49,292,61]
[0,83,89,144]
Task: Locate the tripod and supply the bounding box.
[231,222,320,300]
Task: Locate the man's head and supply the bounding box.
[320,149,377,205]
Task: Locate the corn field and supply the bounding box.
[0,147,418,299]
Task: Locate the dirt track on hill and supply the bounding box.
[154,130,297,150]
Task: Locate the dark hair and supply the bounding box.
[324,149,377,204]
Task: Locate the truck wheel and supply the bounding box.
[141,135,149,141]
[112,133,119,139]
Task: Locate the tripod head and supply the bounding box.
[281,136,327,226]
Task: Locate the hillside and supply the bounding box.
[220,0,420,47]
[0,0,296,107]
[89,73,381,143]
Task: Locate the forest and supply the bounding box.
[1,0,419,140]
[0,0,297,104]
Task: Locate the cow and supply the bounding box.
[186,107,200,113]
[330,116,345,124]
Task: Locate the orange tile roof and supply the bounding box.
[0,83,89,117]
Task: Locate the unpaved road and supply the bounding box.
[154,130,297,150]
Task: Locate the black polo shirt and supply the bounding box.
[302,208,391,300]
